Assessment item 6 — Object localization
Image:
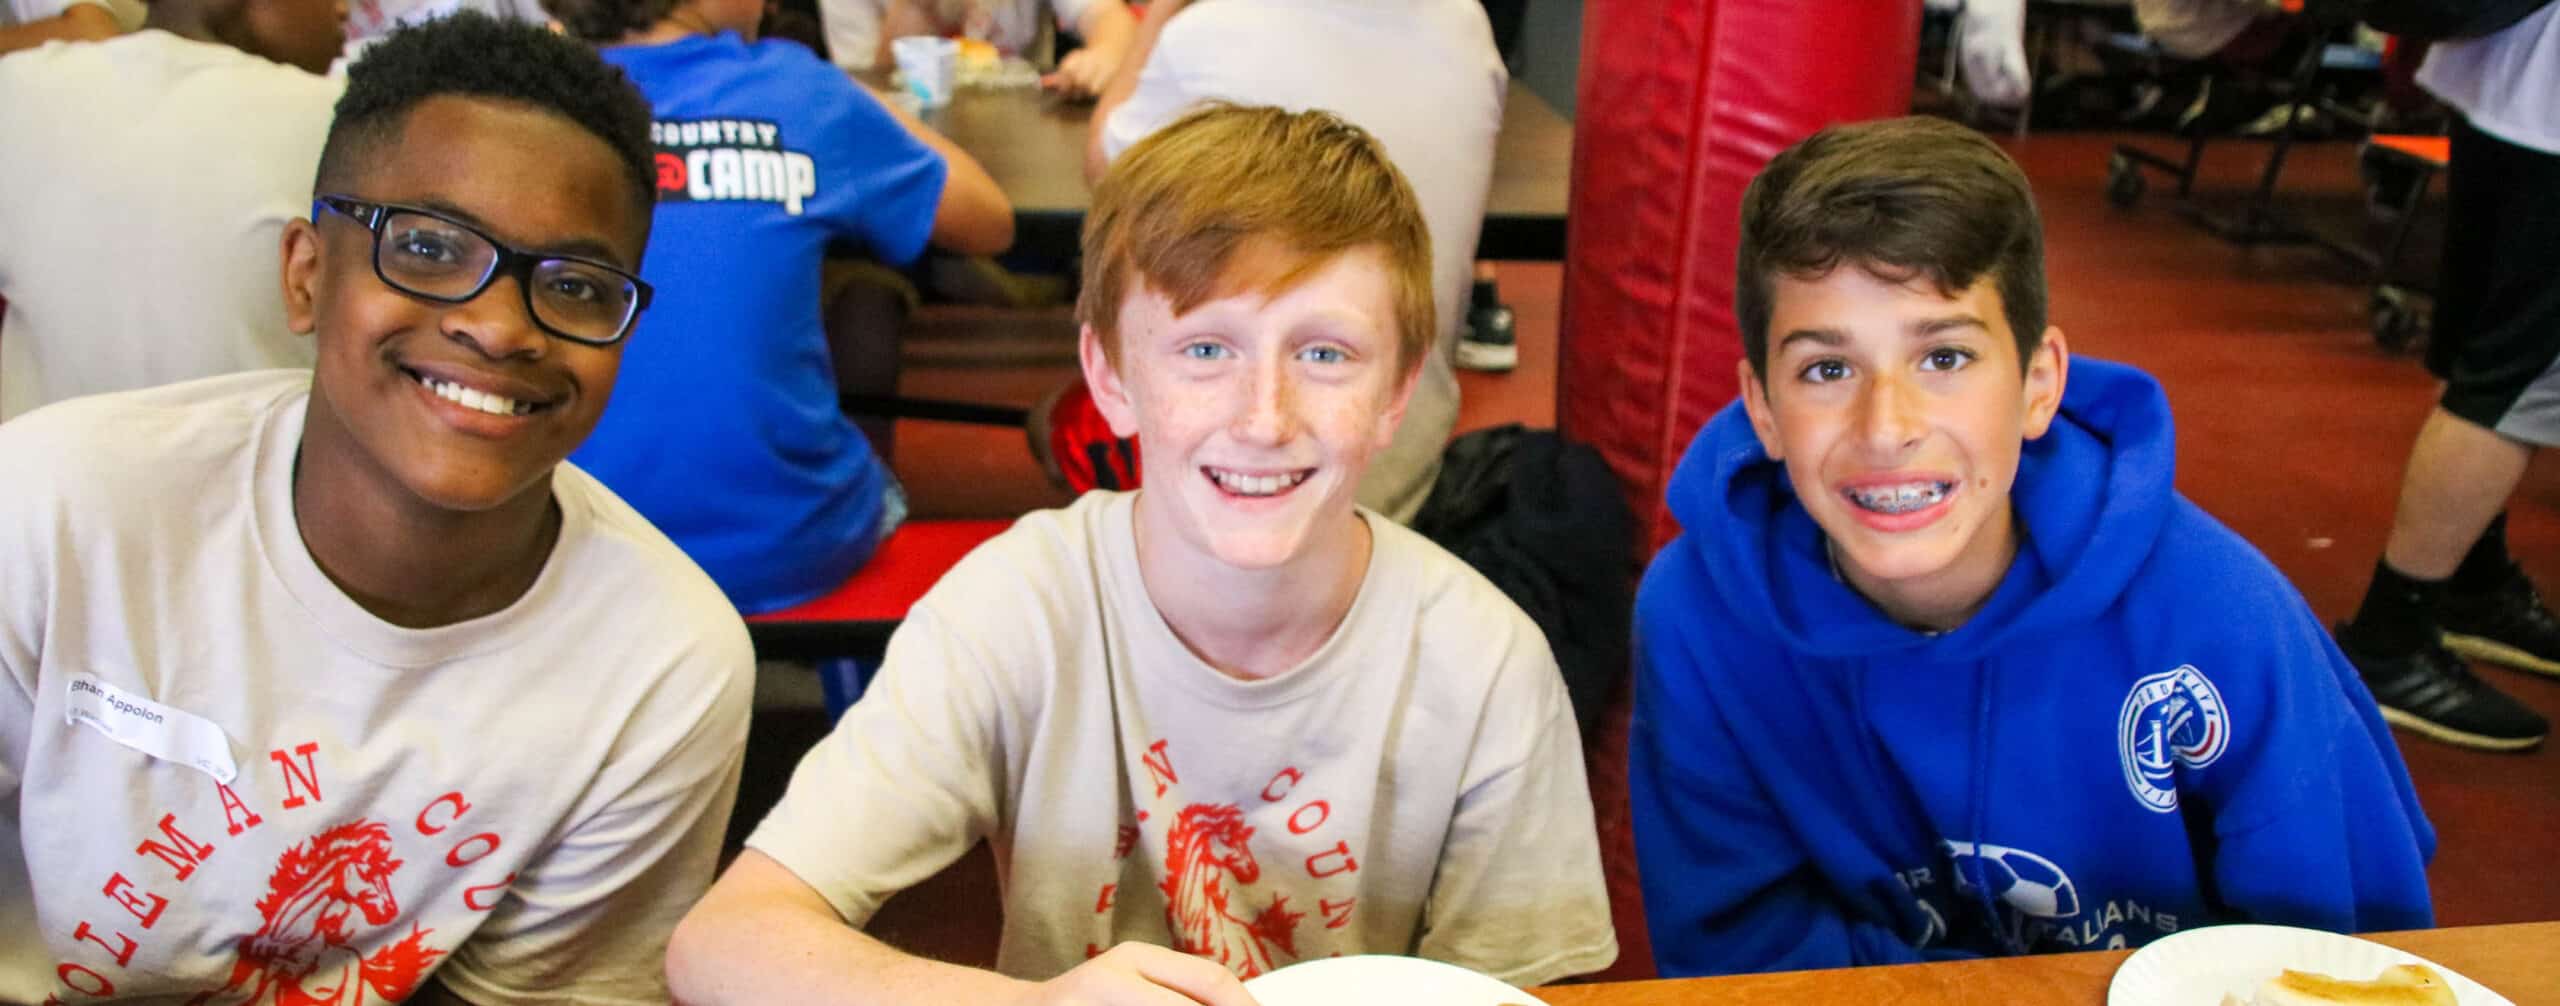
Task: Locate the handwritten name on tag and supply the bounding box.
[64,672,239,784]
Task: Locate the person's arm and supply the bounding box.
[662,545,1261,1006]
[1409,612,1617,987]
[669,850,1263,1006]
[1041,0,1134,99]
[424,621,757,1004]
[1628,554,1929,977]
[874,0,938,68]
[1082,0,1187,183]
[2187,561,2435,931]
[0,2,119,56]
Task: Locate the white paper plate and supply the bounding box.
[1242,956,1549,1006]
[2107,923,2515,1006]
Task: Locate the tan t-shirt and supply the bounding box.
[0,372,755,1005]
[749,491,1617,986]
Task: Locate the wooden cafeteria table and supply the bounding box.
[1531,922,2560,1005]
[906,80,1574,261]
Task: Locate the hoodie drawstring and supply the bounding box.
[1966,657,2020,954]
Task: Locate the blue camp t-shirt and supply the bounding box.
[573,32,947,615]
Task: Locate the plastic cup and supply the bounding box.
[891,35,959,108]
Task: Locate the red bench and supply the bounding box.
[746,517,1014,711]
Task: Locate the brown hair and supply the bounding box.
[1735,116,2047,373]
[1078,102,1435,375]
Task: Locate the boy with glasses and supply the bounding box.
[0,13,751,1004]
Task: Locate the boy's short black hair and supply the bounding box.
[1735,116,2047,373]
[314,12,658,224]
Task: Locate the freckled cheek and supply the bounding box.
[1133,381,1235,440]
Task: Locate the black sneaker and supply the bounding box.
[2440,563,2560,679]
[1457,277,1517,373]
[2339,629,2548,752]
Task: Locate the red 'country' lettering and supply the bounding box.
[1320,897,1356,930]
[1142,739,1178,798]
[1260,767,1303,803]
[446,833,499,868]
[1305,841,1358,878]
[215,781,264,836]
[463,873,516,912]
[416,792,469,836]
[99,874,167,929]
[135,813,213,882]
[56,962,112,996]
[1094,884,1116,913]
[1287,801,1330,836]
[271,743,323,809]
[67,920,136,966]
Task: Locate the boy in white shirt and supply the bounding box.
[0,0,344,420]
[0,15,752,1004]
[666,103,1617,1005]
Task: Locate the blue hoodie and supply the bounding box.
[1630,358,2435,976]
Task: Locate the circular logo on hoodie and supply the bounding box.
[2116,664,2229,812]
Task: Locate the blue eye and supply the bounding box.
[1181,342,1229,361]
[1798,359,1850,384]
[1299,345,1348,364]
[1921,347,1976,372]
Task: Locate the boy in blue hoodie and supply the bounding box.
[1629,116,2436,976]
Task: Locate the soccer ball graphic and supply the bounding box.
[1941,840,2081,920]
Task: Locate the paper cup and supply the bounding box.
[891,35,958,108]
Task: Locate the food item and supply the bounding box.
[2216,963,2457,1006]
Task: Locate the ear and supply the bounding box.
[280,216,324,338]
[1371,359,1423,451]
[2019,326,2070,440]
[1078,324,1142,439]
[1734,356,1785,461]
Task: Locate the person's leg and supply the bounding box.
[1457,261,1518,374]
[824,258,921,462]
[2337,116,2558,751]
[2382,409,2533,580]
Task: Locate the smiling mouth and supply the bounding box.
[1843,480,1955,515]
[1205,466,1312,498]
[405,368,547,417]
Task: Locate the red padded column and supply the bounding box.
[1561,2,1920,980]
[1561,0,1920,558]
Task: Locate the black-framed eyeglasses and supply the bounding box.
[313,194,653,347]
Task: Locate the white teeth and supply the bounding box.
[416,373,530,417]
[1208,468,1310,497]
[1846,481,1952,514]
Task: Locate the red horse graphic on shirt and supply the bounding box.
[194,820,443,1006]
[1159,803,1303,978]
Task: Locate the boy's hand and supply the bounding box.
[1041,47,1114,99]
[1018,943,1262,1006]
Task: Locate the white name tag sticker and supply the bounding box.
[64,673,239,784]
